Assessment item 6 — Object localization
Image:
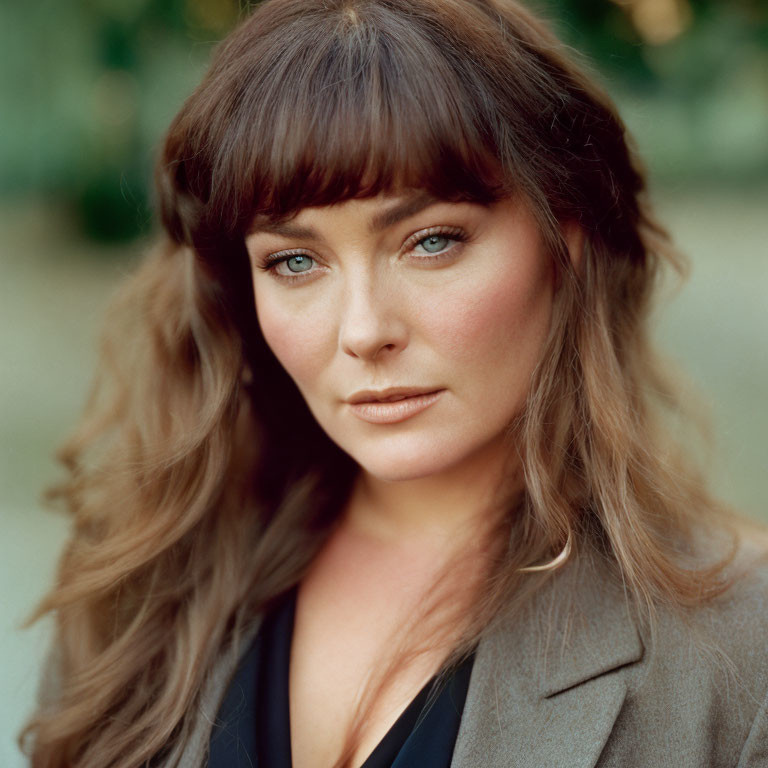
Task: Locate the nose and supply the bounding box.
[338,273,408,362]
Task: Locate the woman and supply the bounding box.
[21,0,768,766]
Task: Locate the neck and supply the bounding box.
[343,437,521,551]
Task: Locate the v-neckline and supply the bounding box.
[261,586,447,768]
[208,586,476,768]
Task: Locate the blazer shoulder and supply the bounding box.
[453,540,768,768]
[601,539,768,766]
[685,537,768,668]
[641,536,768,689]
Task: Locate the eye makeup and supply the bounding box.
[254,225,470,283]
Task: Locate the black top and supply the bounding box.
[209,587,475,767]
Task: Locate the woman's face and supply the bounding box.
[246,192,554,482]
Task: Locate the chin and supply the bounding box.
[356,461,446,483]
[344,438,473,483]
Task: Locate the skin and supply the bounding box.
[245,191,570,767]
[246,191,558,537]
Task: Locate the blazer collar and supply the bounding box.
[451,551,644,768]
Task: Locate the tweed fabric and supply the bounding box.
[37,543,768,767]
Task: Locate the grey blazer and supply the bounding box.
[167,546,768,767]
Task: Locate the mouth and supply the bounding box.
[347,387,443,405]
[346,388,445,425]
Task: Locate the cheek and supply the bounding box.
[254,293,330,384]
[415,258,553,365]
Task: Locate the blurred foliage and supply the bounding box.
[535,0,768,185]
[1,0,248,240]
[0,0,766,241]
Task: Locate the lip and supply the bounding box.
[347,386,443,404]
[347,388,445,424]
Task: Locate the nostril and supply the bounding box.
[371,342,396,361]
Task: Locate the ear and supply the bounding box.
[563,220,585,274]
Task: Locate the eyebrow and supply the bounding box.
[248,192,441,240]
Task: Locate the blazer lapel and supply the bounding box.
[451,553,644,768]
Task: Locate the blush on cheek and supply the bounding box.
[417,261,552,361]
[255,301,321,382]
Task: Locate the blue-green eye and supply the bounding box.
[285,255,313,272]
[419,235,452,254]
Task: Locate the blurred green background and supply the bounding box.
[1,0,767,764]
[3,0,768,241]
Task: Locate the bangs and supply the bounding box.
[193,1,511,234]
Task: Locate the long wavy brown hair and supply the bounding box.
[21,0,751,765]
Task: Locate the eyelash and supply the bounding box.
[257,226,469,283]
